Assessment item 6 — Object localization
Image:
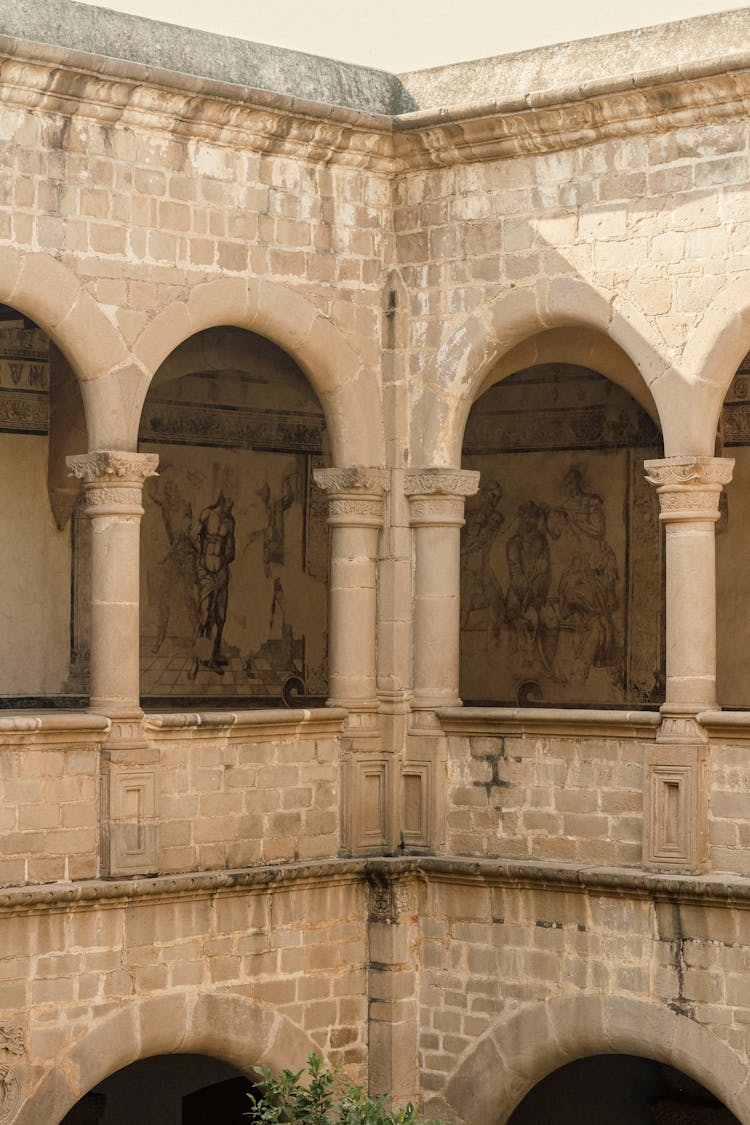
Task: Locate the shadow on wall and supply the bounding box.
[508,1054,739,1125]
[59,1054,254,1125]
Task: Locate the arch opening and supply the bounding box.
[133,326,330,708]
[716,348,750,708]
[460,356,665,708]
[0,302,90,706]
[508,1053,739,1125]
[59,1052,255,1125]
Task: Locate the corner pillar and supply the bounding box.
[405,469,479,721]
[67,451,158,732]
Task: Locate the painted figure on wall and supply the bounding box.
[552,466,620,680]
[506,500,561,679]
[249,470,296,578]
[151,479,198,655]
[190,491,235,678]
[461,481,505,634]
[459,461,629,703]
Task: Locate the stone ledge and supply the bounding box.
[438,706,661,739]
[3,853,750,915]
[144,706,347,740]
[0,710,110,747]
[696,710,750,740]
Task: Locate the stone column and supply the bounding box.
[67,451,159,724]
[314,467,390,714]
[644,455,734,721]
[405,468,480,716]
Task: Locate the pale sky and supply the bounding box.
[78,0,750,73]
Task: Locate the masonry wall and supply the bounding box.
[416,869,750,1123]
[4,17,750,1125]
[0,871,369,1125]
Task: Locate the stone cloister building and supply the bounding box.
[4,1,750,1121]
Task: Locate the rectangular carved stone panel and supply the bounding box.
[106,769,158,876]
[401,763,432,850]
[348,756,390,853]
[643,745,708,872]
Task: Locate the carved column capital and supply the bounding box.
[644,456,734,522]
[67,450,159,516]
[313,466,390,528]
[404,468,480,526]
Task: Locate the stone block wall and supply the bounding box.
[148,712,342,871]
[0,719,106,886]
[415,867,750,1123]
[0,869,369,1125]
[442,723,750,878]
[442,728,649,866]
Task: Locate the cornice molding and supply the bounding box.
[2,854,750,915]
[3,35,750,171]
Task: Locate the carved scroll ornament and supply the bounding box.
[403,468,480,498]
[644,457,734,522]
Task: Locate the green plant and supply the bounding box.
[243,1052,443,1125]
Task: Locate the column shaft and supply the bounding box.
[314,467,389,712]
[405,469,479,713]
[67,451,158,718]
[645,456,733,713]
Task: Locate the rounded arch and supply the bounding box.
[683,274,750,403]
[477,327,660,424]
[0,245,130,388]
[131,277,384,466]
[418,279,673,465]
[15,991,320,1125]
[443,996,750,1125]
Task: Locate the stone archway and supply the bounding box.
[416,278,669,467]
[129,276,384,466]
[14,992,320,1125]
[441,997,750,1125]
[507,1053,738,1124]
[136,324,331,706]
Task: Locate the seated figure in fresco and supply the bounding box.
[552,466,619,679]
[505,500,561,679]
[460,480,506,636]
[189,491,235,678]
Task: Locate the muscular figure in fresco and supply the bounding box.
[189,491,235,678]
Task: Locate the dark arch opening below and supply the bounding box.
[508,1054,739,1125]
[59,1053,255,1125]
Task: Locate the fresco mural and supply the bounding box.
[137,329,330,706]
[460,365,665,707]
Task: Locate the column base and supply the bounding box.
[92,708,147,749]
[658,703,710,744]
[410,698,461,733]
